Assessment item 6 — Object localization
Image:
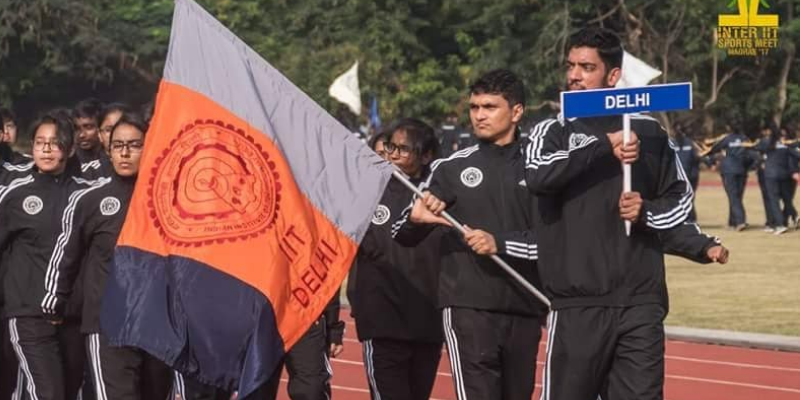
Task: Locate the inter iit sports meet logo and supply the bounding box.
[717,0,780,56]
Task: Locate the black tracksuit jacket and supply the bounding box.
[0,145,34,317]
[0,162,108,321]
[393,139,548,318]
[80,154,113,180]
[40,173,130,332]
[524,114,696,310]
[348,175,444,343]
[1,145,34,185]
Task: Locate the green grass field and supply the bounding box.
[665,172,800,336]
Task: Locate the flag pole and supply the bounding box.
[391,170,552,308]
[623,113,632,237]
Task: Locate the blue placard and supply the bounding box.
[560,82,692,119]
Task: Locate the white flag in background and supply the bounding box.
[329,61,361,115]
[616,51,662,88]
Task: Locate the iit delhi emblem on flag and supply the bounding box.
[147,119,282,246]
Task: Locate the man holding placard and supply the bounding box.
[525,27,726,400]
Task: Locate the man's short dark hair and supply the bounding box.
[470,69,526,108]
[0,108,16,124]
[390,118,441,161]
[29,109,76,151]
[100,102,131,125]
[110,111,150,143]
[73,98,104,124]
[568,27,624,72]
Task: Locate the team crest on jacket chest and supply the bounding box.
[460,167,483,188]
[100,197,121,216]
[372,204,391,225]
[22,195,43,215]
[568,133,589,151]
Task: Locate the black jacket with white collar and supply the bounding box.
[0,165,109,321]
[524,114,694,310]
[393,138,547,318]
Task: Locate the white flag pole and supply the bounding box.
[623,113,632,236]
[391,170,551,308]
[616,52,660,238]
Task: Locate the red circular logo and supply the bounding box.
[148,119,281,246]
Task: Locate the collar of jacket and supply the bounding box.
[77,146,104,160]
[33,168,70,184]
[112,172,138,186]
[477,136,522,160]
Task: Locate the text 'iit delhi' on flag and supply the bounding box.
[99,0,393,396]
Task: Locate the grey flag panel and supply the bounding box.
[166,0,392,242]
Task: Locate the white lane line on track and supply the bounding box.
[343,338,800,372]
[666,374,800,393]
[666,355,800,373]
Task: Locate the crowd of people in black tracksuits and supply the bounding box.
[347,28,730,400]
[0,26,741,400]
[0,101,347,400]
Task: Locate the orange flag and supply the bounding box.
[100,0,392,395]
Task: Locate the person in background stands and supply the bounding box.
[702,124,753,231]
[72,99,106,165]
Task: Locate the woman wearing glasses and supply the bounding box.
[0,110,104,400]
[348,119,445,400]
[42,110,172,400]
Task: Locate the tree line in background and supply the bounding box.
[0,0,798,137]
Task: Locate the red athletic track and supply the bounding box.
[276,312,800,400]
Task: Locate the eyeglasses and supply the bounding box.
[33,140,63,151]
[110,140,144,153]
[383,142,412,157]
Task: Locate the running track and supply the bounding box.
[276,311,800,400]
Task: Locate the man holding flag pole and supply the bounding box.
[392,69,548,400]
[525,27,729,400]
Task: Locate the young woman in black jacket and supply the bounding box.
[43,111,173,400]
[348,119,445,400]
[0,110,102,400]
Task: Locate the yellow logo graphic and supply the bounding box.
[717,0,780,56]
